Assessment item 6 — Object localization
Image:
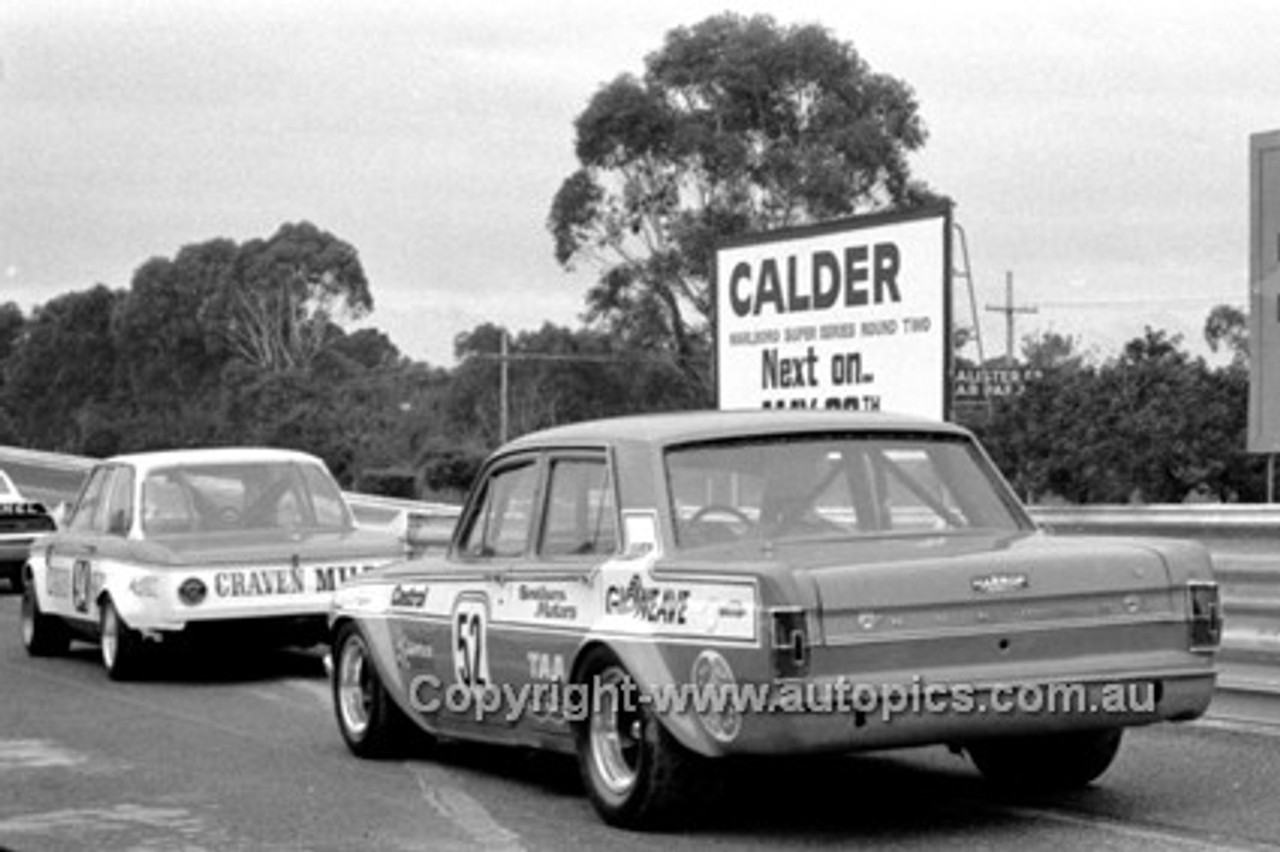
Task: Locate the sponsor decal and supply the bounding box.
[621,511,660,558]
[518,583,578,621]
[178,577,207,607]
[971,573,1029,595]
[718,600,747,620]
[390,583,429,608]
[605,574,690,625]
[394,632,435,671]
[527,651,566,682]
[214,567,305,598]
[314,564,373,592]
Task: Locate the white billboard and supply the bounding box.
[715,206,952,419]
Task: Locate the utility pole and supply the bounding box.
[985,271,1038,362]
[498,329,509,445]
[472,332,623,446]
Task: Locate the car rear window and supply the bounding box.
[665,432,1028,548]
[141,461,353,536]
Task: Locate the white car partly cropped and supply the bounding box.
[0,468,57,592]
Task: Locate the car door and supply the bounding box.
[497,451,619,737]
[42,465,123,625]
[429,453,544,736]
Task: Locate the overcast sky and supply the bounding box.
[0,0,1272,367]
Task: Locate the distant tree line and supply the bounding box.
[961,308,1261,504]
[0,223,706,499]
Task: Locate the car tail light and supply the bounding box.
[770,607,811,678]
[1187,581,1221,651]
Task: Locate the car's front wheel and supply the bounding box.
[967,728,1124,790]
[100,598,146,681]
[332,621,415,758]
[21,572,70,657]
[574,646,702,829]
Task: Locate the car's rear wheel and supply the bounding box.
[575,646,701,829]
[100,598,146,681]
[21,572,70,657]
[967,728,1124,790]
[332,621,414,758]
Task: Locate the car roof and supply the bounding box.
[102,447,326,475]
[504,409,969,451]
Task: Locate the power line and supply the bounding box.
[1035,296,1243,308]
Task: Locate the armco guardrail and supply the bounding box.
[1028,504,1280,537]
[343,492,461,534]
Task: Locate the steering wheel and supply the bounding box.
[218,506,243,527]
[687,504,756,536]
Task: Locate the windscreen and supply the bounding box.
[665,433,1027,549]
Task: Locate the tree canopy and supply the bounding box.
[548,12,939,398]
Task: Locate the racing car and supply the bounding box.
[0,468,57,593]
[327,410,1221,828]
[20,447,407,679]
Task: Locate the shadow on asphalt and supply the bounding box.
[55,640,328,684]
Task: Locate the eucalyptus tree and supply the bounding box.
[548,12,939,398]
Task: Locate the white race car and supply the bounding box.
[21,447,407,679]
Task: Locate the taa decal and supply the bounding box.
[71,559,92,613]
[452,597,490,689]
[527,651,566,682]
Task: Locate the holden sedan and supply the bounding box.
[328,410,1220,828]
[21,447,406,679]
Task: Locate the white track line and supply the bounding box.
[412,766,525,852]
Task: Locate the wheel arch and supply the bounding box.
[570,637,722,757]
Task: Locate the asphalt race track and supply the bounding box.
[2,596,1279,851]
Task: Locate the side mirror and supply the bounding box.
[50,502,69,529]
[405,512,457,558]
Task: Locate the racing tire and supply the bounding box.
[21,572,71,657]
[332,621,415,758]
[100,598,147,681]
[574,646,703,830]
[967,728,1124,791]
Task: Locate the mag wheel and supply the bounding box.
[100,598,146,681]
[575,646,701,829]
[332,621,414,758]
[21,574,70,657]
[968,728,1124,791]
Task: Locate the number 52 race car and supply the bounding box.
[328,410,1221,829]
[21,447,407,679]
